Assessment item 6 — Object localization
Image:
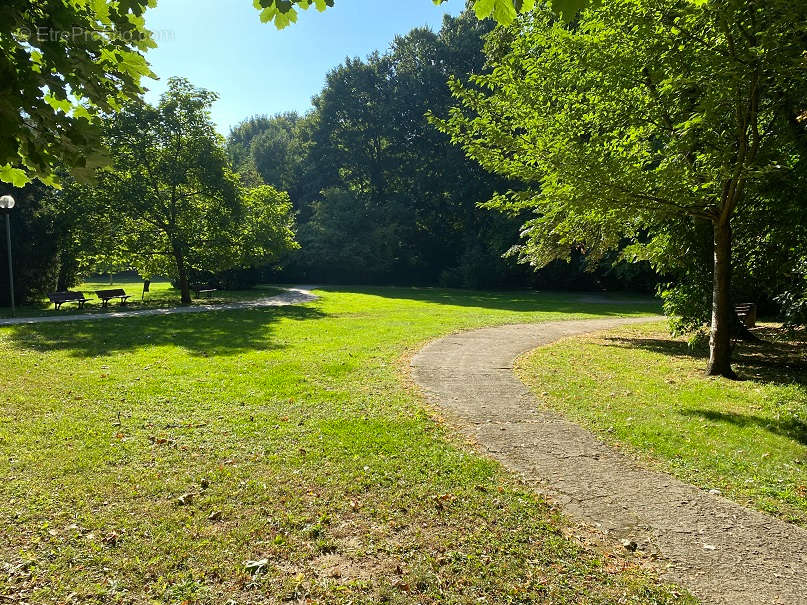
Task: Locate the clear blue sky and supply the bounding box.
[142,0,466,135]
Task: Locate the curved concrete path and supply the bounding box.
[411,317,807,605]
[0,287,317,326]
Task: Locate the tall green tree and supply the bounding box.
[434,0,807,377]
[95,78,297,303]
[286,11,536,286]
[227,116,275,171]
[249,112,309,193]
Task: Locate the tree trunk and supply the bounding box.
[173,245,192,305]
[706,218,736,378]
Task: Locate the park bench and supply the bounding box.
[96,288,131,307]
[49,291,89,310]
[735,302,757,328]
[191,283,218,299]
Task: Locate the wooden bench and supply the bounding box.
[49,291,89,310]
[96,288,131,307]
[191,283,218,299]
[735,303,757,328]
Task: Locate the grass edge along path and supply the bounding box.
[413,317,807,604]
[516,320,807,526]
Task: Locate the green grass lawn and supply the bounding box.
[0,288,691,604]
[0,273,285,319]
[517,321,807,525]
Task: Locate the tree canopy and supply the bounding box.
[433,0,807,376]
[252,0,588,29]
[2,0,585,188]
[1,0,156,187]
[226,11,561,288]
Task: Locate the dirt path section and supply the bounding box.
[0,287,318,327]
[411,317,807,605]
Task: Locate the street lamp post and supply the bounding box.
[0,195,15,317]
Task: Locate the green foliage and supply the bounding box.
[632,143,807,330]
[734,129,807,328]
[227,8,658,290]
[0,183,61,304]
[1,0,591,189]
[249,113,309,192]
[252,0,588,29]
[228,11,543,287]
[0,174,121,305]
[435,0,807,342]
[237,184,300,268]
[227,115,276,170]
[88,78,297,302]
[777,259,807,328]
[438,0,806,255]
[296,187,396,282]
[1,0,157,186]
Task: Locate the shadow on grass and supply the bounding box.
[320,285,660,315]
[6,305,327,358]
[601,327,807,387]
[680,408,807,447]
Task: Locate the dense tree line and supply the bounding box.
[226,10,654,290]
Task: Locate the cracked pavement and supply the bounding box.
[411,317,807,604]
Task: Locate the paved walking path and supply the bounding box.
[411,317,807,605]
[0,287,317,326]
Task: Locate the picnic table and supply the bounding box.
[96,288,131,307]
